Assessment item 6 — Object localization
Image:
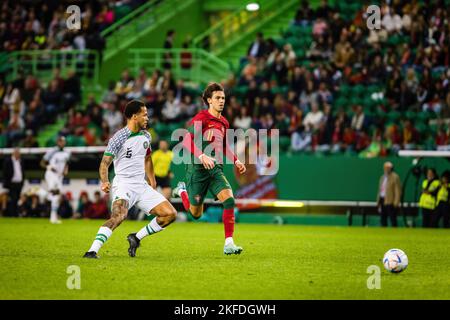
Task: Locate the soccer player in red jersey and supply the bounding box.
[173,82,246,254]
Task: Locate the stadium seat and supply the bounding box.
[387,111,401,123]
[352,84,365,97]
[416,111,431,123]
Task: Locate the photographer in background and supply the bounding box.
[377,161,402,227]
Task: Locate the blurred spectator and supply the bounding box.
[84,191,109,219]
[247,32,267,59]
[163,29,175,70]
[114,69,135,97]
[376,161,402,227]
[2,148,25,217]
[42,79,62,120]
[433,171,450,228]
[291,125,312,152]
[233,107,252,130]
[103,102,123,134]
[303,101,323,130]
[350,105,367,132]
[58,193,74,219]
[402,119,419,150]
[180,41,193,69]
[76,191,91,218]
[26,194,44,218]
[162,90,181,122]
[95,4,115,32]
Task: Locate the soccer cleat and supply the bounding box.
[223,243,243,255]
[127,233,141,257]
[50,219,62,224]
[83,251,99,259]
[172,181,186,198]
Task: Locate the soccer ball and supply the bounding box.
[383,249,408,273]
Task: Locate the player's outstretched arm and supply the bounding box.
[182,132,216,169]
[99,154,113,193]
[145,154,157,189]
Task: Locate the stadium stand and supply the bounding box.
[0,0,147,52]
[1,0,449,155]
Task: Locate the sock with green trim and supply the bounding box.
[136,217,164,240]
[88,226,112,253]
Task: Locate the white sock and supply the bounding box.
[136,218,164,240]
[225,237,234,246]
[49,194,59,222]
[178,188,187,197]
[88,226,113,253]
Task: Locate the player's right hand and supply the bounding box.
[199,154,216,170]
[101,181,111,193]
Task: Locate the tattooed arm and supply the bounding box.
[99,154,113,193]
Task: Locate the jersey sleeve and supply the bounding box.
[143,130,152,156]
[185,114,206,158]
[43,148,57,162]
[104,131,127,158]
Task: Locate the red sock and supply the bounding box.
[222,208,235,238]
[180,190,190,211]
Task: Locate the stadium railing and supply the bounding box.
[128,48,232,84]
[192,0,297,56]
[101,0,196,60]
[3,49,100,86]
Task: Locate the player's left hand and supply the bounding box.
[235,160,246,174]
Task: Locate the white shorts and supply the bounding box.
[111,179,166,215]
[45,170,63,192]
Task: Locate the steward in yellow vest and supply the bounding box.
[419,168,440,228]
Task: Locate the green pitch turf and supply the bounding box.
[0,217,449,300]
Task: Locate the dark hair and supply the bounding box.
[428,167,438,178]
[202,82,224,106]
[442,170,450,180]
[124,100,145,119]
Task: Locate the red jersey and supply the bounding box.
[184,109,237,164]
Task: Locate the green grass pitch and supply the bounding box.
[1,217,449,300]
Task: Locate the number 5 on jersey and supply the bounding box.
[125,147,132,158]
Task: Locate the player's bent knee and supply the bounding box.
[167,208,177,222]
[190,208,203,219]
[222,197,235,209]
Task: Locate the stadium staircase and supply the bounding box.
[192,0,300,71]
[100,0,197,62]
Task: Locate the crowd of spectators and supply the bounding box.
[220,0,450,157]
[1,0,450,158]
[0,68,81,147]
[10,189,110,219]
[0,0,147,52]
